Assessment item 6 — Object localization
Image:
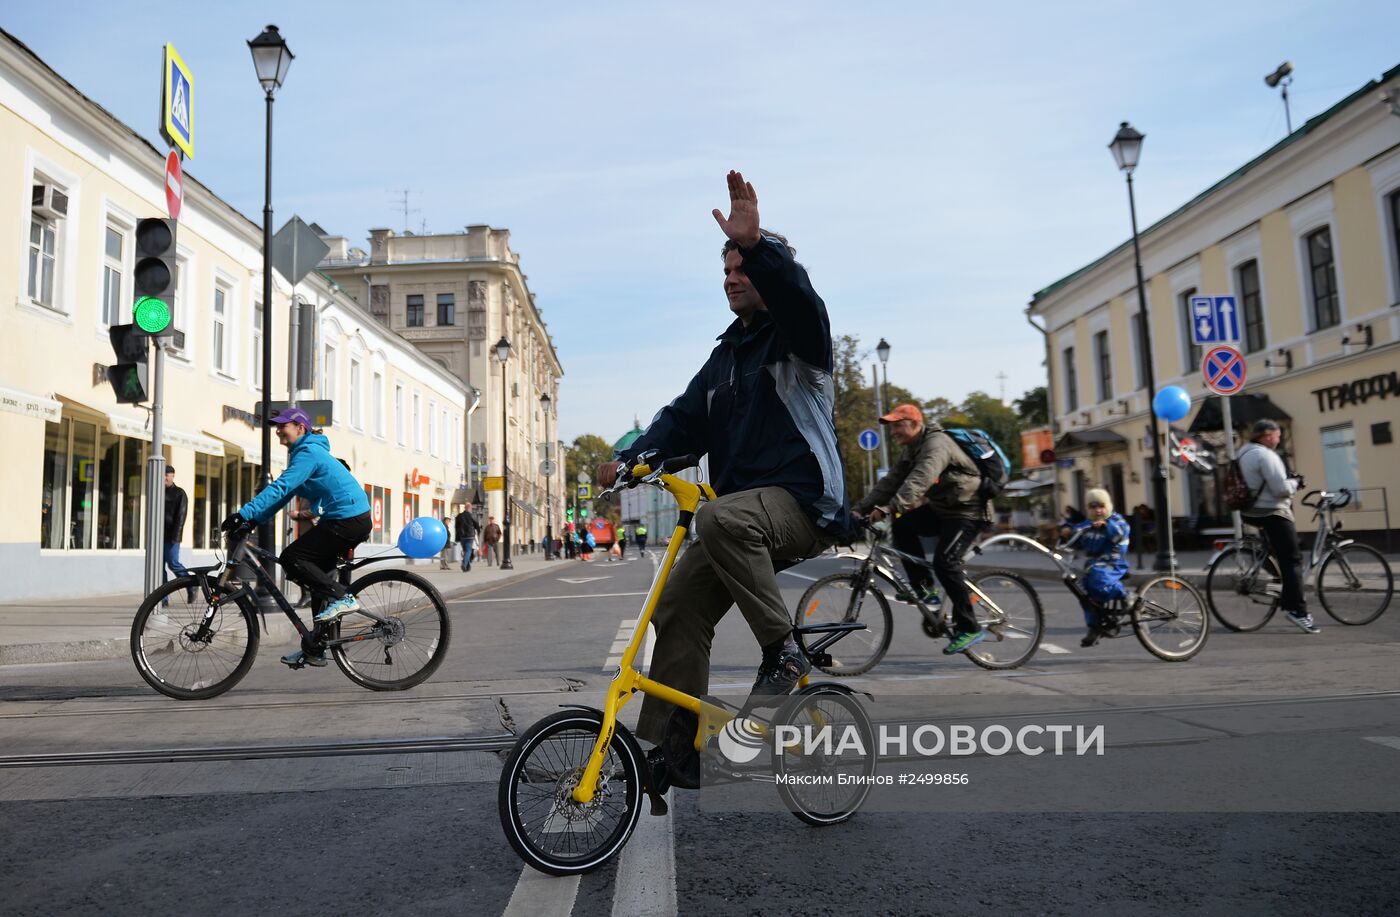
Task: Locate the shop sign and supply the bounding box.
[1311,371,1400,412]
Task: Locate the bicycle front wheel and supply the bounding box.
[498,709,643,876]
[793,573,892,676]
[964,569,1044,670]
[330,569,450,691]
[1318,544,1393,625]
[1133,576,1209,661]
[130,576,259,700]
[1205,545,1279,632]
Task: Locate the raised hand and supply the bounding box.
[712,170,761,249]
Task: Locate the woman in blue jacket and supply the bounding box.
[222,407,372,667]
[1061,487,1131,647]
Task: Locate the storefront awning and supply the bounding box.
[1188,394,1291,433]
[1004,478,1052,495]
[1053,430,1128,452]
[511,497,541,518]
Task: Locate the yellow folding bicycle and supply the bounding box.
[498,455,877,876]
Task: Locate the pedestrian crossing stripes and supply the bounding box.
[604,618,654,673]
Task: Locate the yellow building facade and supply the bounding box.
[1030,65,1400,549]
[0,31,466,599]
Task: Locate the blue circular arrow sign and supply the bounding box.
[858,428,880,451]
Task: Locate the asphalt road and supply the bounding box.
[2,550,1398,915]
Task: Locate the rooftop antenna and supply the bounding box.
[389,189,420,234]
[1265,61,1295,135]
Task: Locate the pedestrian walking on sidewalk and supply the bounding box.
[483,515,502,567]
[456,503,481,571]
[162,466,192,603]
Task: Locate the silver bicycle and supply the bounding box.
[1204,489,1394,631]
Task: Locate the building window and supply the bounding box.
[193,452,225,550]
[102,225,125,326]
[412,393,422,450]
[1390,191,1400,301]
[1179,287,1201,372]
[406,294,424,327]
[1320,423,1361,504]
[373,372,385,437]
[1130,312,1148,390]
[28,216,58,308]
[170,258,189,357]
[1062,346,1078,412]
[40,417,99,550]
[1236,260,1265,354]
[252,304,263,386]
[437,293,455,326]
[212,285,229,373]
[1306,227,1340,330]
[428,401,438,456]
[395,384,405,444]
[349,360,362,428]
[322,342,337,400]
[1094,330,1112,402]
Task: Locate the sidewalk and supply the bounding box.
[0,551,563,666]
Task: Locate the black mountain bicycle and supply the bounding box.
[131,527,450,700]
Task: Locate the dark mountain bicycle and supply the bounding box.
[131,526,450,700]
[1205,489,1394,631]
[793,521,1045,675]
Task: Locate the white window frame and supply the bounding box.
[412,393,422,451]
[251,302,263,392]
[349,358,363,430]
[372,371,385,438]
[322,341,338,405]
[167,248,194,362]
[428,400,439,456]
[22,154,79,318]
[1286,187,1346,333]
[211,280,232,376]
[99,217,131,329]
[395,383,405,445]
[1368,151,1400,307]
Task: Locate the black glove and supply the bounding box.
[221,512,251,534]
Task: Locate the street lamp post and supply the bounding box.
[541,392,554,560]
[495,336,514,570]
[874,338,891,474]
[247,24,292,590]
[1110,121,1175,570]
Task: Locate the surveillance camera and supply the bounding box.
[1265,60,1294,88]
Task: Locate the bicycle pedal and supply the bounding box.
[281,659,306,670]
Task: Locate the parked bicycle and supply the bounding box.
[498,455,876,876]
[1205,489,1394,631]
[793,521,1045,675]
[131,527,450,700]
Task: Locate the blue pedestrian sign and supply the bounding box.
[1202,345,1246,396]
[1190,295,1240,345]
[858,428,880,452]
[162,44,195,159]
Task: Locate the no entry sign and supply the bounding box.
[1202,345,1246,396]
[165,150,183,221]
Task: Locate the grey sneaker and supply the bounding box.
[281,649,328,667]
[1285,610,1320,634]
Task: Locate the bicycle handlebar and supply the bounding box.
[1301,488,1352,510]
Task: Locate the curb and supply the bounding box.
[0,563,559,667]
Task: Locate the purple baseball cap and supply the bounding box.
[268,406,313,428]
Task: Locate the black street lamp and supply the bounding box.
[1110,121,1174,570]
[495,336,514,570]
[541,391,554,560]
[875,337,892,472]
[247,24,292,584]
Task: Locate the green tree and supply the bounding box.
[564,434,614,491]
[1013,386,1048,427]
[956,391,1024,473]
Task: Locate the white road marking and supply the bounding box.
[604,618,655,672]
[502,867,578,917]
[780,570,819,581]
[456,591,648,604]
[1041,643,1071,654]
[1364,736,1400,752]
[611,801,676,917]
[558,576,611,584]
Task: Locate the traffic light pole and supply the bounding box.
[143,340,167,595]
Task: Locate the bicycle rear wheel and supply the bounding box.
[330,569,450,691]
[1318,544,1393,625]
[774,686,876,825]
[964,569,1044,670]
[1133,576,1209,661]
[130,576,258,700]
[498,709,643,876]
[793,573,892,676]
[1205,545,1279,632]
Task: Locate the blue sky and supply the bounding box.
[7,2,1398,442]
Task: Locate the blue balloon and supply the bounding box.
[1153,385,1191,422]
[398,516,449,558]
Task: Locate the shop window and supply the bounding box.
[40,418,138,551]
[1320,424,1361,506]
[194,452,225,549]
[121,435,146,548]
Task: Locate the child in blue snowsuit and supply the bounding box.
[1061,488,1130,647]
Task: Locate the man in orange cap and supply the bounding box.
[854,403,989,654]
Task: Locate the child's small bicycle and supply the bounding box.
[498,455,877,876]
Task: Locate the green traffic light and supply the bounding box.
[134,295,170,334]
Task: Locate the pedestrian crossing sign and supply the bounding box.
[162,43,194,159]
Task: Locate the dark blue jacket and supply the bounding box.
[238,432,370,524]
[617,236,850,536]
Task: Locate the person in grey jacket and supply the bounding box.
[853,403,989,654]
[1238,419,1318,633]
